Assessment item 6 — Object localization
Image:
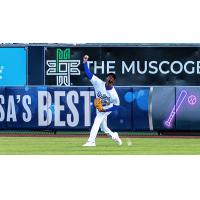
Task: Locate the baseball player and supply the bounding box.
[82,55,122,146]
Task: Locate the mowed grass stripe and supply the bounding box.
[0,137,200,154]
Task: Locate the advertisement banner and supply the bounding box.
[44,46,200,86]
[0,48,26,86]
[1,86,200,131]
[0,86,137,131]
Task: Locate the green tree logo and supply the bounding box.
[46,48,80,86]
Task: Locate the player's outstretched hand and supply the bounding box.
[83,55,89,63]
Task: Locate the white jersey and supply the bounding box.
[90,75,120,110]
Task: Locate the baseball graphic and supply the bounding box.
[188,95,197,105]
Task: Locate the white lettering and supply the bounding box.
[107,61,116,73]
[80,91,95,126]
[197,61,200,74]
[122,61,135,74]
[184,61,195,74]
[171,61,183,74]
[0,95,5,122]
[22,95,32,122]
[7,96,17,122]
[159,61,170,74]
[94,61,104,74]
[67,91,79,127]
[54,91,65,126]
[38,91,52,126]
[137,61,147,74]
[149,61,158,74]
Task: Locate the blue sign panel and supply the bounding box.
[132,87,150,131]
[152,87,176,130]
[0,48,26,86]
[176,87,200,130]
[109,87,132,131]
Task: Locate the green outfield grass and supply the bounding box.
[0,136,200,154]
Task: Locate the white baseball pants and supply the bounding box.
[88,111,114,142]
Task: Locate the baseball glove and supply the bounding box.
[94,98,104,112]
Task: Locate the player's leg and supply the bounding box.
[82,112,108,146]
[100,116,114,137]
[100,116,122,145]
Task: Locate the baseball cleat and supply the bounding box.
[82,141,96,147]
[112,132,122,145]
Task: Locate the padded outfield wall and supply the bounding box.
[0,44,200,132]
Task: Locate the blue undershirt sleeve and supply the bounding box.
[84,62,93,80]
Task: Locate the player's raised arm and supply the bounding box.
[83,55,93,80]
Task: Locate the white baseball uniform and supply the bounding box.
[88,75,120,143]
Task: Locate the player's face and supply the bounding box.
[106,75,115,85]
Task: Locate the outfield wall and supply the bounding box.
[0,44,200,132]
[0,86,198,131]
